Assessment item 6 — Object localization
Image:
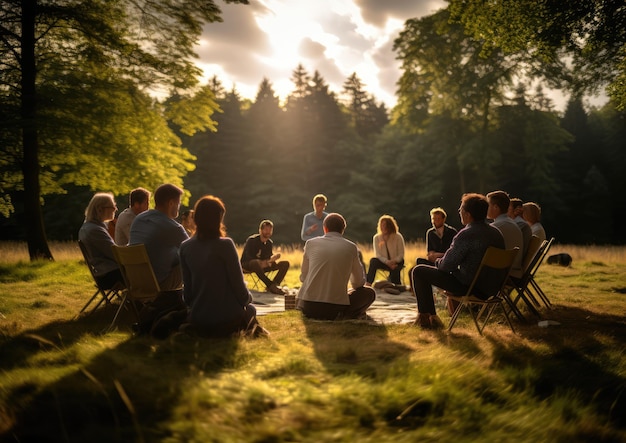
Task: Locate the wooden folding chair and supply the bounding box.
[76,239,123,317]
[109,244,161,332]
[447,247,519,335]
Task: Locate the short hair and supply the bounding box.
[461,193,489,222]
[154,184,183,208]
[487,190,510,214]
[194,195,226,240]
[84,192,115,223]
[429,207,447,220]
[129,187,150,206]
[312,194,327,206]
[259,219,273,230]
[523,202,542,223]
[323,213,346,234]
[509,197,523,210]
[377,214,398,235]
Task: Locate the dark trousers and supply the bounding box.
[242,260,289,287]
[410,264,469,315]
[299,286,376,320]
[95,269,125,290]
[367,258,404,284]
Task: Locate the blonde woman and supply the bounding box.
[78,192,125,289]
[366,214,405,285]
[523,202,546,241]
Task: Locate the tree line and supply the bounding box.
[1,0,625,260]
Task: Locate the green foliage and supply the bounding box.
[448,0,626,109]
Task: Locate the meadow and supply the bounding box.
[0,241,625,442]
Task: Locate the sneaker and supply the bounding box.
[384,287,401,295]
[268,284,285,295]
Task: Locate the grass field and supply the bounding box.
[1,241,625,442]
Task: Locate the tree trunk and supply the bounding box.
[21,0,53,260]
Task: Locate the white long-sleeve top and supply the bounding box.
[373,232,405,264]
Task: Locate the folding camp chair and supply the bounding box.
[503,236,546,320]
[525,237,554,309]
[76,239,123,317]
[243,268,277,292]
[446,247,519,335]
[109,244,161,332]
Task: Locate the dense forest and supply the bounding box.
[2,1,625,259]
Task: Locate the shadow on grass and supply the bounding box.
[0,304,240,442]
[490,304,626,430]
[302,317,412,378]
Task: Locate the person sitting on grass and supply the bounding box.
[297,213,375,320]
[179,195,268,337]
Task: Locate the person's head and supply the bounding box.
[508,197,524,218]
[323,212,346,234]
[154,184,183,219]
[312,194,327,213]
[459,193,489,225]
[259,219,274,240]
[377,214,399,235]
[430,207,447,229]
[85,192,117,223]
[129,187,150,214]
[523,202,542,225]
[193,195,226,240]
[487,190,510,219]
[181,210,196,234]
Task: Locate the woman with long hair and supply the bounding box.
[366,214,405,286]
[179,195,268,337]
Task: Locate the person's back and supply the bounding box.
[180,195,266,337]
[299,233,362,305]
[129,184,188,289]
[492,215,524,278]
[487,191,523,279]
[181,236,251,328]
[298,213,374,320]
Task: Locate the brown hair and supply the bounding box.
[193,195,226,240]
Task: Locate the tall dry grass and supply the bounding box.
[2,239,625,266]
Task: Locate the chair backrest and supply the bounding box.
[465,247,519,299]
[528,237,554,279]
[522,235,544,273]
[78,239,99,282]
[111,244,160,302]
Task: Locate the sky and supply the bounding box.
[195,0,446,108]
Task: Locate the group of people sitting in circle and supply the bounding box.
[79,186,546,337]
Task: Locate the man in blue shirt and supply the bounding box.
[129,184,189,291]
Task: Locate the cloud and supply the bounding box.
[195,0,446,106]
